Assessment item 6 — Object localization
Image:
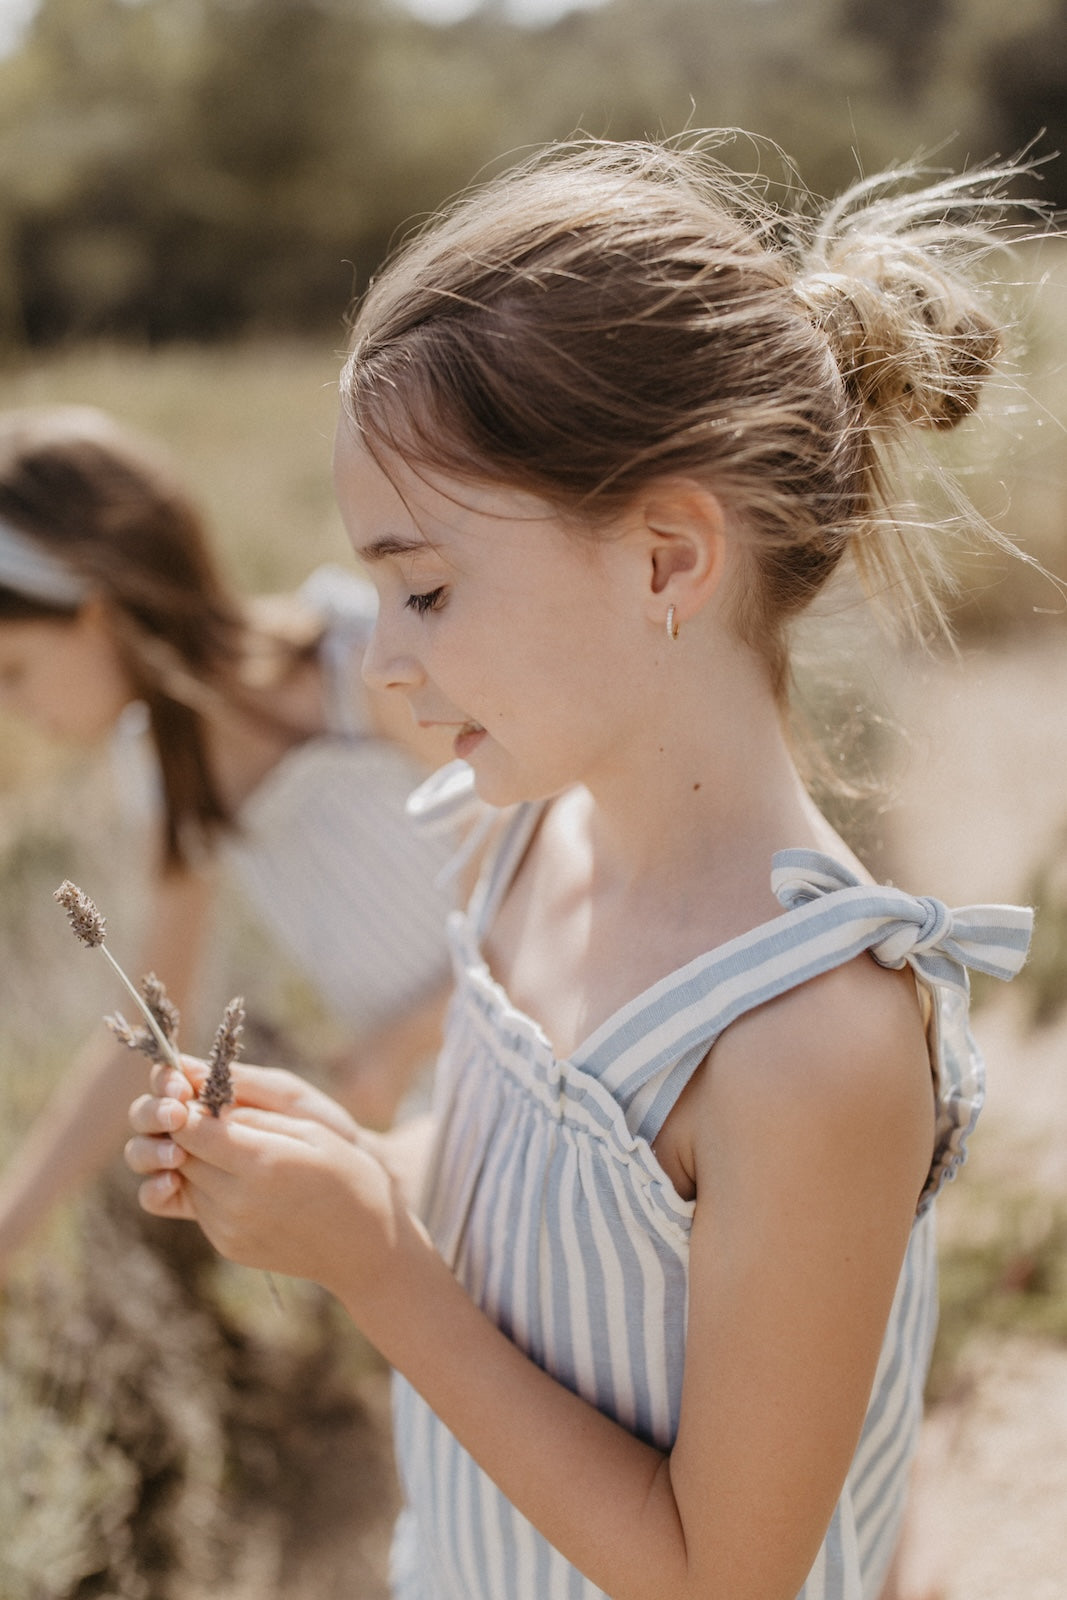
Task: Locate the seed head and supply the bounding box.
[200,996,244,1117]
[140,972,180,1045]
[105,1011,161,1061]
[54,880,107,948]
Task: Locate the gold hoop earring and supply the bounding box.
[666,604,680,641]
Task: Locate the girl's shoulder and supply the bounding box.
[708,944,932,1158]
[699,849,1033,1211]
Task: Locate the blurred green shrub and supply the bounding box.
[0,0,1065,344]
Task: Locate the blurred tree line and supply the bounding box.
[0,0,1062,345]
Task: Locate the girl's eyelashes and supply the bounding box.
[405,586,447,616]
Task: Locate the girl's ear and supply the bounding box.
[638,480,729,629]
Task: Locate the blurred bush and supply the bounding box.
[0,0,1065,346]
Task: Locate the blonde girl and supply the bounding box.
[126,137,1034,1600]
[0,404,456,1277]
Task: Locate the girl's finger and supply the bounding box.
[129,1091,189,1136]
[136,1169,197,1221]
[124,1133,187,1175]
[223,1064,357,1137]
[173,1100,318,1168]
[147,1054,206,1100]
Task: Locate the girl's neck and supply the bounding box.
[487,633,856,1061]
[575,636,827,895]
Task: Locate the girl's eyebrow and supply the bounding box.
[358,534,429,563]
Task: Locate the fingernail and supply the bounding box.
[158,1100,182,1131]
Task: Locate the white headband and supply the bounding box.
[0,517,90,607]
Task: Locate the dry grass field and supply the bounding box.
[1,255,1067,1599]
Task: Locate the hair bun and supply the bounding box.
[796,242,1001,433]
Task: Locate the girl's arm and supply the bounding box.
[126,955,933,1600]
[0,864,213,1279]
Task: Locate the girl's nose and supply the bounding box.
[360,622,425,695]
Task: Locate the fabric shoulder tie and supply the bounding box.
[770,848,1033,994]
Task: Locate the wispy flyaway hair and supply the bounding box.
[341,132,1041,697]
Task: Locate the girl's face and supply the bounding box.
[333,426,657,809]
[0,606,132,743]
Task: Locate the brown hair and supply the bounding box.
[0,405,315,869]
[340,135,1026,699]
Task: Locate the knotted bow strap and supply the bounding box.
[770,848,1033,997]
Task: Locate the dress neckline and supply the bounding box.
[462,798,857,1069]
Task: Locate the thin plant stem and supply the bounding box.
[98,946,184,1075]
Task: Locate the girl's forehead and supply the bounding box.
[334,426,562,548]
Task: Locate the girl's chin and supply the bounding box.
[463,751,567,814]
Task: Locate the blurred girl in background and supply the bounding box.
[0,402,455,1279]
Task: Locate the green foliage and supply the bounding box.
[1,0,1066,344]
[929,1183,1067,1401]
[0,1191,396,1596]
[0,1204,228,1599]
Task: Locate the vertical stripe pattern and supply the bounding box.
[392,778,1032,1600]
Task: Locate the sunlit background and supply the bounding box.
[1,3,1066,1597]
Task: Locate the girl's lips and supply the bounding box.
[454,722,486,759]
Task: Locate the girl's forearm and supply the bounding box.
[340,1216,692,1600]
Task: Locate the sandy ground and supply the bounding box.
[881,636,1067,1600]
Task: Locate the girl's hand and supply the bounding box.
[125,1057,405,1302]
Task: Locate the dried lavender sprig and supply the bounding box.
[104,1011,159,1061]
[54,881,184,1074]
[97,949,185,1073]
[200,996,244,1117]
[195,997,283,1304]
[54,880,106,947]
[140,972,180,1047]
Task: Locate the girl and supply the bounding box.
[126,137,1035,1600]
[0,403,456,1278]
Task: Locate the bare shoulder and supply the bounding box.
[696,954,935,1206]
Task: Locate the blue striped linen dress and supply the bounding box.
[392,764,1033,1600]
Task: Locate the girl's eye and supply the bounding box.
[405,587,447,616]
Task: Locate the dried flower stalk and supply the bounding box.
[200,996,244,1116]
[141,972,180,1048]
[54,881,183,1073]
[53,880,107,947]
[55,880,281,1301]
[104,1011,157,1059]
